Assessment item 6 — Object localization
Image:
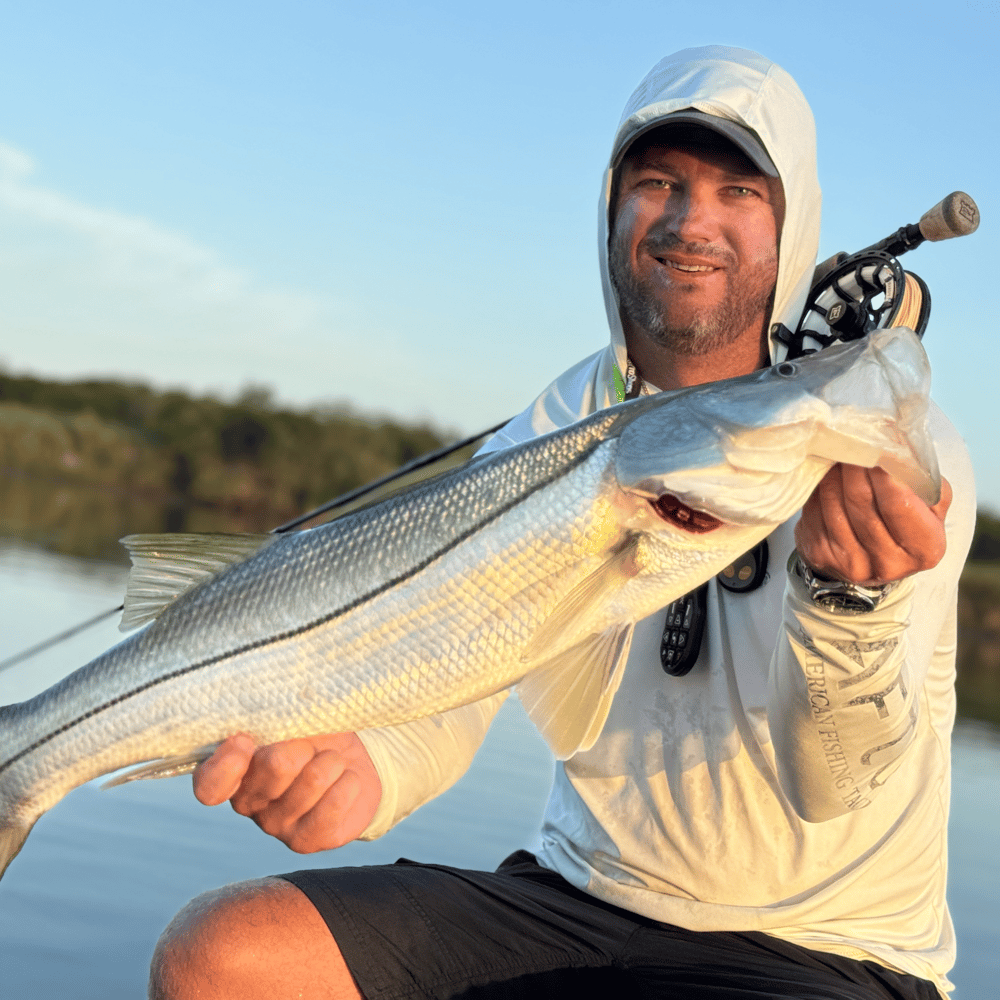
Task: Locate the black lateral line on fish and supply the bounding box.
[0,429,619,777]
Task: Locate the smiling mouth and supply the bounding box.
[656,258,719,273]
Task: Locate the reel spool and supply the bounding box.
[775,191,979,361]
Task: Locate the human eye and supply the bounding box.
[637,173,674,192]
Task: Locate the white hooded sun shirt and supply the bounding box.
[356,47,976,995]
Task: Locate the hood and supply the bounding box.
[482,47,822,453]
[597,46,822,391]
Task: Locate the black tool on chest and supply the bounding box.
[660,539,769,677]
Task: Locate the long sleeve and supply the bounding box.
[767,405,976,822]
[355,691,509,839]
[769,576,924,821]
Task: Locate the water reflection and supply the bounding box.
[0,542,554,997]
[0,471,290,565]
[0,491,996,998]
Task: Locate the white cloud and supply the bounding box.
[0,143,34,181]
[0,140,557,436]
[0,139,432,416]
[0,140,320,327]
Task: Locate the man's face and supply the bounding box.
[608,128,783,359]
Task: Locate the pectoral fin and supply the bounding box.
[521,536,640,664]
[516,623,633,759]
[0,820,35,881]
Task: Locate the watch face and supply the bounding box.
[816,591,876,615]
[795,555,891,615]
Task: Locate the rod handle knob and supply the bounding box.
[919,191,980,242]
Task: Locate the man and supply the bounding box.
[150,47,974,999]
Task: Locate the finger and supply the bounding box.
[875,471,951,527]
[860,469,949,576]
[932,476,953,521]
[865,468,932,548]
[282,766,368,853]
[254,750,352,845]
[836,466,905,580]
[255,749,348,832]
[229,740,317,817]
[289,739,383,852]
[797,466,869,580]
[812,466,923,583]
[801,466,952,584]
[192,733,256,806]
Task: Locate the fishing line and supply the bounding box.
[0,605,125,673]
[0,420,508,674]
[894,273,929,332]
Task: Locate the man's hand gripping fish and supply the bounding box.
[0,326,940,879]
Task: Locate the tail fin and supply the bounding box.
[0,819,34,881]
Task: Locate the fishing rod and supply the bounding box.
[1,191,981,674]
[774,191,980,359]
[0,420,508,674]
[270,419,508,534]
[0,605,127,673]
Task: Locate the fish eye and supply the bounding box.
[775,362,797,378]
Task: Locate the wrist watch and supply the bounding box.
[790,551,898,615]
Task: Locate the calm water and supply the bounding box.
[0,543,996,998]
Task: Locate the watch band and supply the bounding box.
[790,551,898,615]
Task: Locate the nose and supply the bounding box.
[664,187,717,244]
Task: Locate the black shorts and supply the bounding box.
[280,851,940,1000]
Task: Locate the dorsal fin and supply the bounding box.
[118,533,275,631]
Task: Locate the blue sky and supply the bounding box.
[0,1,996,511]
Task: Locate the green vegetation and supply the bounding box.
[969,508,1000,562]
[0,372,447,548]
[957,511,1000,727]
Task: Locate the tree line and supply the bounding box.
[0,371,446,524]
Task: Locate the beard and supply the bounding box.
[608,232,776,358]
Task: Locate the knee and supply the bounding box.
[148,877,294,1000]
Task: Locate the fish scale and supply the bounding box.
[0,327,940,879]
[4,440,618,800]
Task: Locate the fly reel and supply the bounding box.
[774,191,979,361]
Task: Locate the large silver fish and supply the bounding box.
[0,326,939,879]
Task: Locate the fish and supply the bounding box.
[0,325,939,880]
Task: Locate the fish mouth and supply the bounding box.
[651,494,724,533]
